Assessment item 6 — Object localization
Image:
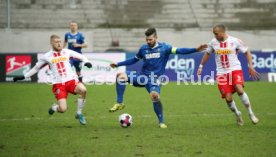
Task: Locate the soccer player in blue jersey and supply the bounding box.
[109,28,207,128]
[64,21,88,81]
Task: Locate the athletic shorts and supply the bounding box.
[70,59,82,72]
[216,70,244,98]
[125,71,161,94]
[52,79,79,100]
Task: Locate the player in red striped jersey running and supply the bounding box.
[197,24,260,126]
[13,35,92,125]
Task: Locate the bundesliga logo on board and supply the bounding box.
[5,55,31,81]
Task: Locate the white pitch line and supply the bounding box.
[0,113,275,122]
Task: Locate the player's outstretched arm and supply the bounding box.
[110,57,139,69]
[173,44,207,55]
[245,50,260,80]
[197,52,211,76]
[13,57,47,82]
[13,65,40,82]
[69,50,92,68]
[110,63,118,68]
[196,44,208,52]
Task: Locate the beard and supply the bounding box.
[53,45,62,51]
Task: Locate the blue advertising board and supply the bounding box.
[126,51,276,82]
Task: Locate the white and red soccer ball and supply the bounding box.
[118,113,133,128]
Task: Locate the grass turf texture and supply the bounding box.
[0,82,275,157]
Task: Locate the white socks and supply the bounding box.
[239,92,254,115]
[77,98,86,115]
[51,104,58,112]
[239,92,250,105]
[227,100,240,116]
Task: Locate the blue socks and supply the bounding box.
[116,80,126,103]
[153,101,164,123]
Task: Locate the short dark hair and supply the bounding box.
[213,24,226,32]
[70,20,78,24]
[145,27,157,37]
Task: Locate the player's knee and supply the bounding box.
[225,94,233,103]
[150,92,160,102]
[80,86,87,94]
[235,85,244,95]
[117,73,127,82]
[58,105,67,113]
[236,89,244,96]
[76,83,87,95]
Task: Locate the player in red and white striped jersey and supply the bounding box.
[197,24,260,126]
[13,35,92,125]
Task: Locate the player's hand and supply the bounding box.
[72,42,79,48]
[197,44,208,52]
[13,76,25,82]
[197,67,202,76]
[84,62,92,68]
[110,63,118,68]
[248,67,260,80]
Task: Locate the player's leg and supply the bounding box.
[146,81,167,128]
[225,93,243,126]
[235,84,259,124]
[49,99,68,114]
[232,70,259,124]
[49,84,68,115]
[109,72,128,112]
[217,74,243,125]
[74,61,82,82]
[73,82,87,125]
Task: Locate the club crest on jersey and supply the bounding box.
[216,49,232,55]
[51,56,67,63]
[145,53,160,59]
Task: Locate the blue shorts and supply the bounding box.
[70,59,82,72]
[126,71,161,94]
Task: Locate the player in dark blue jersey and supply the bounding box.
[64,21,87,81]
[109,28,207,128]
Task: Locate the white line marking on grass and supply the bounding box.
[0,113,275,122]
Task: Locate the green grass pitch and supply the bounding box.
[0,82,275,157]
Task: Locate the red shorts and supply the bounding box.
[52,79,79,100]
[216,70,244,98]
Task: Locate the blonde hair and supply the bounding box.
[50,34,60,42]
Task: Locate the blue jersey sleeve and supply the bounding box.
[164,43,173,54]
[64,33,68,42]
[174,48,197,54]
[135,47,143,59]
[79,33,85,44]
[117,57,139,66]
[164,43,197,54]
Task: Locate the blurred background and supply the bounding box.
[1,0,276,52]
[0,0,276,83]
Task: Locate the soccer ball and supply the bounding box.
[118,113,133,128]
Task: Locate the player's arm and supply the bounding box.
[63,41,67,48]
[63,34,68,48]
[73,34,88,48]
[197,52,211,76]
[13,59,47,82]
[69,50,92,68]
[110,57,139,68]
[172,44,208,55]
[245,50,260,80]
[110,48,142,68]
[73,41,88,48]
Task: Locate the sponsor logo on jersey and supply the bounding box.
[145,53,160,59]
[216,49,232,55]
[68,38,77,43]
[51,57,67,63]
